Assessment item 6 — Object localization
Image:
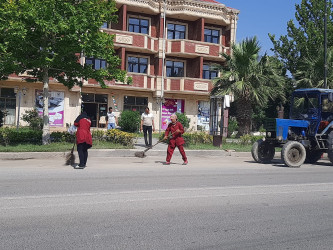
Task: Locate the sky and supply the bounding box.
[219,0,301,55]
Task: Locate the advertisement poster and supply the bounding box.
[35,90,64,127]
[161,99,184,130]
[197,101,210,131]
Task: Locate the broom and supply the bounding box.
[65,140,76,165]
[134,131,174,158]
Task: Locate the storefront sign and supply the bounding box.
[35,90,64,127]
[161,99,184,130]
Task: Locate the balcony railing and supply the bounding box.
[103,29,230,59]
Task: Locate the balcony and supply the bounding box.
[103,29,159,54]
[103,29,230,60]
[164,77,213,94]
[166,39,229,60]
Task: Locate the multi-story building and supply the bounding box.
[0,0,239,131]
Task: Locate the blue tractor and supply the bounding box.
[251,88,333,167]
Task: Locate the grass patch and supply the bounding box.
[0,141,133,152]
[185,143,252,151]
[0,141,255,152]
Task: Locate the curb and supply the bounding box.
[0,149,252,160]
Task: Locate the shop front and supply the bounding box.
[81,93,108,128]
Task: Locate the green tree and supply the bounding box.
[269,0,333,86]
[211,37,286,136]
[0,0,127,144]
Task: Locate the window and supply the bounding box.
[128,17,149,34]
[0,88,16,125]
[101,22,108,29]
[85,58,106,70]
[123,96,148,113]
[204,28,220,44]
[203,64,218,79]
[166,60,184,77]
[128,56,148,74]
[167,23,186,39]
[82,93,108,103]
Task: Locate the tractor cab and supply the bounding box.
[290,89,333,136]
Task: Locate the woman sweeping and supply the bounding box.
[74,111,92,168]
[163,114,188,165]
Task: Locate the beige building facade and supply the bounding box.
[0,0,239,131]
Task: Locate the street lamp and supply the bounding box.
[14,87,27,130]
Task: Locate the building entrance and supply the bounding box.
[81,93,108,128]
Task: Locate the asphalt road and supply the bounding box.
[1,155,333,250]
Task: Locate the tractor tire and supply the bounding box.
[281,141,306,168]
[305,149,322,164]
[327,131,333,164]
[251,139,275,163]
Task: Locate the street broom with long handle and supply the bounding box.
[65,140,76,165]
[134,132,175,158]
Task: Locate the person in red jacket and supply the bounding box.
[74,111,92,168]
[163,114,188,165]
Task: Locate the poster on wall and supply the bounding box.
[35,90,64,127]
[161,98,184,130]
[197,101,210,131]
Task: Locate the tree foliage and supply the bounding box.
[175,112,190,130]
[22,108,43,130]
[118,110,141,133]
[269,0,333,87]
[212,37,287,136]
[0,0,127,144]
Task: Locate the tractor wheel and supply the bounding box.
[281,141,306,168]
[305,149,322,164]
[327,131,333,164]
[251,139,275,163]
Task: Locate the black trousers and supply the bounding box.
[143,125,152,146]
[77,142,91,167]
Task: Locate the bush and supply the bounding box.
[159,131,212,147]
[175,112,190,129]
[183,132,212,146]
[106,129,135,146]
[22,108,43,130]
[91,129,106,141]
[239,134,264,145]
[0,127,42,146]
[227,117,238,137]
[118,110,141,133]
[50,131,75,143]
[239,134,252,145]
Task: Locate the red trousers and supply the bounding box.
[166,144,187,162]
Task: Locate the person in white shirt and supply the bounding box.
[107,107,118,129]
[140,107,155,147]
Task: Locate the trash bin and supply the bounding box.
[213,135,222,147]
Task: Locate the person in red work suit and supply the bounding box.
[163,114,188,165]
[74,111,92,168]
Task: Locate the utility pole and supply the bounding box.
[324,0,328,88]
[159,0,166,134]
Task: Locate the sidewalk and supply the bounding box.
[0,137,251,160]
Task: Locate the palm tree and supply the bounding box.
[211,37,286,136]
[295,46,333,88]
